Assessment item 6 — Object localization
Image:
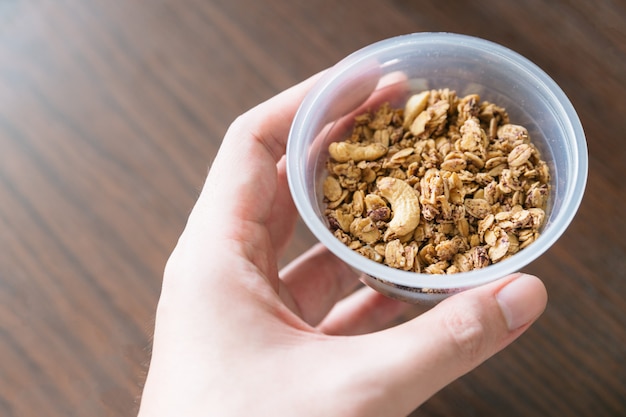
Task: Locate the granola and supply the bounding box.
[323,89,551,274]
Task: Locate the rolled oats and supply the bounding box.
[323,89,551,274]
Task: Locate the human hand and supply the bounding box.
[137,73,548,417]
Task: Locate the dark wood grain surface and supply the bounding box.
[1,1,624,416]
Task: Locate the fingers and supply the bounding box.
[318,286,428,335]
[266,156,299,257]
[343,273,547,415]
[278,242,427,334]
[223,71,326,166]
[182,70,410,258]
[192,71,325,224]
[324,71,409,140]
[279,244,362,326]
[174,73,325,268]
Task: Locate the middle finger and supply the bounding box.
[279,243,362,326]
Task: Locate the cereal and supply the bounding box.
[323,89,551,274]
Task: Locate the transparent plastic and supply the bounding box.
[286,33,588,303]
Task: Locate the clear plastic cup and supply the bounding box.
[286,33,588,303]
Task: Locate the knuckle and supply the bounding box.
[228,111,251,135]
[442,305,489,366]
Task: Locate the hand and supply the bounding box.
[137,73,548,417]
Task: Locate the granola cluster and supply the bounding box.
[323,89,551,274]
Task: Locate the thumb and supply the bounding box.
[350,273,547,415]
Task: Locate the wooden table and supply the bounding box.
[1,1,624,416]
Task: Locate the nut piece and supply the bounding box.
[464,198,492,219]
[323,176,343,202]
[384,239,409,269]
[403,91,431,129]
[328,142,387,162]
[410,99,450,137]
[323,89,551,275]
[377,177,421,241]
[441,157,467,172]
[350,217,381,244]
[497,124,529,144]
[508,143,533,167]
[486,227,510,262]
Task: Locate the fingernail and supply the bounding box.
[496,274,547,331]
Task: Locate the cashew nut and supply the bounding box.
[350,190,365,217]
[403,91,430,129]
[411,99,449,137]
[328,142,387,163]
[377,177,421,241]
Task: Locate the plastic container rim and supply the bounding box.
[286,32,588,289]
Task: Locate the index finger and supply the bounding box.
[187,72,326,230]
